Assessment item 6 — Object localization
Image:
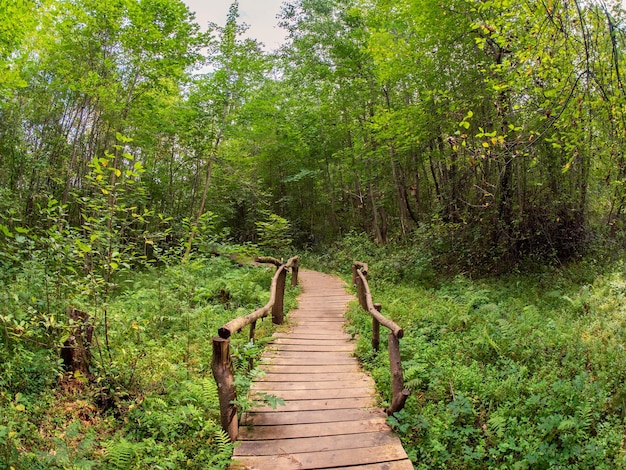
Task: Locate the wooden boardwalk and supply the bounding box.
[232,270,413,469]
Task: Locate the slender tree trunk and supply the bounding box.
[183,155,215,263]
[390,146,409,236]
[369,181,383,245]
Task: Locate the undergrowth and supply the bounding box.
[0,255,297,469]
[316,232,626,469]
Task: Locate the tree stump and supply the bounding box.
[61,307,93,376]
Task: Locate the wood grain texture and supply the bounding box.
[232,269,413,469]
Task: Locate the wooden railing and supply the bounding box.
[352,261,410,415]
[212,256,299,441]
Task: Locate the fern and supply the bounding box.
[183,377,218,411]
[144,396,168,411]
[214,428,231,452]
[488,415,507,438]
[103,438,138,469]
[404,360,429,391]
[496,318,516,339]
[199,377,219,403]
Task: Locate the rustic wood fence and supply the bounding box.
[211,256,299,441]
[352,261,410,415]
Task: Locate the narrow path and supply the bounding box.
[232,269,413,469]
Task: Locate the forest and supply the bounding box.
[2,0,626,468]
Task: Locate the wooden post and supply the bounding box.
[211,337,238,441]
[387,332,410,415]
[352,263,358,286]
[248,320,257,370]
[372,303,381,351]
[356,273,367,310]
[249,320,256,342]
[272,267,287,325]
[291,258,299,287]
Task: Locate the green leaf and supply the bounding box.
[115,132,133,143]
[0,224,13,237]
[76,240,92,253]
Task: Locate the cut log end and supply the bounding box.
[387,389,411,415]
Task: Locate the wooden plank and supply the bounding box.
[289,316,346,322]
[234,430,399,456]
[251,387,371,401]
[238,417,388,440]
[241,408,385,426]
[252,378,374,391]
[262,356,357,366]
[233,444,409,469]
[289,307,345,318]
[270,337,352,344]
[290,314,346,317]
[291,319,346,325]
[255,372,366,382]
[260,364,360,374]
[264,350,357,358]
[267,344,354,352]
[272,333,350,340]
[268,342,353,350]
[272,335,352,342]
[337,460,415,470]
[286,330,350,337]
[251,396,375,412]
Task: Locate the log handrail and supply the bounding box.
[352,261,410,415]
[212,256,299,441]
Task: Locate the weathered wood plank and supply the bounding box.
[252,377,374,391]
[241,408,385,426]
[264,349,357,357]
[272,333,351,340]
[270,343,354,354]
[262,355,357,366]
[291,318,346,323]
[233,444,409,469]
[260,364,360,373]
[336,460,415,470]
[234,430,398,456]
[255,372,366,382]
[272,335,352,342]
[269,338,353,347]
[238,417,388,440]
[251,396,375,412]
[251,387,371,401]
[286,329,351,336]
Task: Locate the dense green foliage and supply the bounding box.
[2,0,626,267]
[1,254,296,469]
[3,0,626,467]
[311,234,626,469]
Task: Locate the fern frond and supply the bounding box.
[200,377,219,403]
[103,438,137,469]
[214,428,231,452]
[488,415,507,438]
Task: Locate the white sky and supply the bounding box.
[182,0,288,51]
[182,1,626,52]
